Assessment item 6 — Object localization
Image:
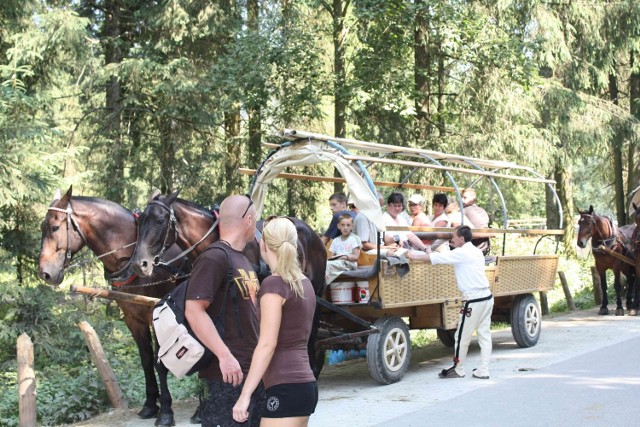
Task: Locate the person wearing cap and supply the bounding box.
[350,194,398,253]
[382,192,429,251]
[321,192,357,246]
[408,194,431,227]
[430,193,451,253]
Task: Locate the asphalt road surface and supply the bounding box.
[71,308,640,427]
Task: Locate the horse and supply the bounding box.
[129,191,328,377]
[576,206,636,316]
[38,186,191,426]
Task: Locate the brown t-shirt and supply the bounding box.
[260,275,316,389]
[186,241,260,381]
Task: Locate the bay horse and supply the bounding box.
[38,186,191,426]
[129,191,328,377]
[576,206,636,316]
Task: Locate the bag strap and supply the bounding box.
[208,242,244,339]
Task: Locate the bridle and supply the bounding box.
[47,203,136,268]
[47,205,89,265]
[579,213,617,250]
[145,199,220,268]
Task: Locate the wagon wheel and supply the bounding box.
[510,293,542,348]
[436,328,457,348]
[366,316,411,385]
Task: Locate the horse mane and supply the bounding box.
[69,196,133,217]
[175,197,215,219]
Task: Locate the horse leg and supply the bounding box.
[308,305,324,379]
[613,272,625,316]
[154,361,175,427]
[630,275,640,316]
[122,315,160,418]
[598,269,609,315]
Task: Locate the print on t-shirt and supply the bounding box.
[234,268,259,304]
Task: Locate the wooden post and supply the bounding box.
[591,266,602,306]
[78,321,128,410]
[17,333,37,427]
[558,271,576,311]
[539,291,549,315]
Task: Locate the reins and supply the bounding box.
[146,200,220,268]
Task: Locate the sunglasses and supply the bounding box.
[241,194,254,218]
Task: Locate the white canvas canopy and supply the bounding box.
[248,129,564,234]
[249,139,386,231]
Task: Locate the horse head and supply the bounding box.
[38,186,86,286]
[576,205,596,249]
[131,190,181,277]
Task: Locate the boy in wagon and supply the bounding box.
[325,213,362,284]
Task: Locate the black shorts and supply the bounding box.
[202,380,265,427]
[262,381,318,418]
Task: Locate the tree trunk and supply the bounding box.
[332,0,348,140]
[629,49,640,210]
[609,73,627,225]
[554,154,575,257]
[104,0,125,204]
[246,0,262,169]
[224,108,243,195]
[159,119,176,195]
[414,0,432,142]
[331,0,349,193]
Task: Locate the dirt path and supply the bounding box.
[68,308,640,426]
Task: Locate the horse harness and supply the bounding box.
[47,203,176,288]
[582,213,619,254]
[145,200,220,269]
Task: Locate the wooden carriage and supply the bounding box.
[245,129,564,384]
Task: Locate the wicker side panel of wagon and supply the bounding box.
[492,255,559,296]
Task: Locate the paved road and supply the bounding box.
[310,309,640,427]
[72,308,640,426]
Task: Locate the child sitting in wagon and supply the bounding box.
[325,214,362,284]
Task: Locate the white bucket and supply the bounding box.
[330,282,355,304]
[357,281,370,304]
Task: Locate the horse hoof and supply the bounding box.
[615,308,625,316]
[138,405,159,419]
[598,307,609,315]
[155,412,175,427]
[629,309,637,316]
[190,405,201,424]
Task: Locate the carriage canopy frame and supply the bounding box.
[247,129,564,249]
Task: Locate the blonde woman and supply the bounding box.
[233,217,318,426]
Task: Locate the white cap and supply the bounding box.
[347,195,356,205]
[408,194,425,205]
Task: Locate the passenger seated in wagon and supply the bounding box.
[382,192,429,252]
[325,214,363,284]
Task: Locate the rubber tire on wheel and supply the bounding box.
[366,316,411,385]
[511,293,541,348]
[436,328,457,348]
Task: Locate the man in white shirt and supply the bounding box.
[405,225,493,379]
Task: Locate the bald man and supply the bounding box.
[186,195,264,427]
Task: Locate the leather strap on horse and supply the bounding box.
[155,210,220,268]
[48,205,89,261]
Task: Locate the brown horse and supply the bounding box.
[129,191,328,377]
[38,186,191,426]
[577,206,636,316]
